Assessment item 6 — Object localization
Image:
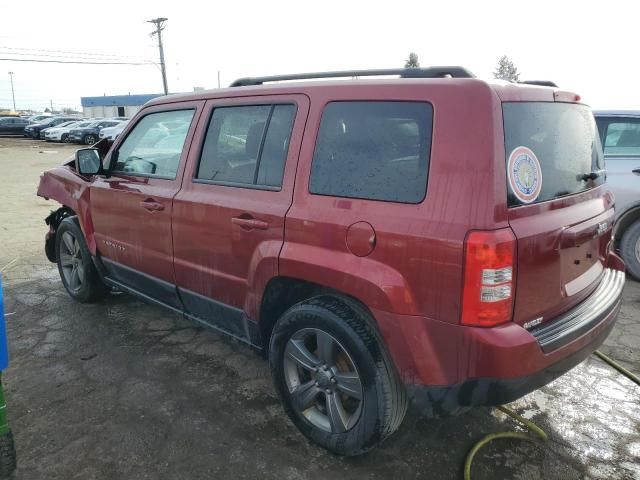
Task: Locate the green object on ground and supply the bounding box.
[463,405,548,480]
[464,350,639,479]
[593,350,640,386]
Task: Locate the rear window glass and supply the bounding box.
[503,102,604,207]
[309,101,433,203]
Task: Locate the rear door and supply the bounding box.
[90,102,202,306]
[504,102,614,327]
[172,94,308,338]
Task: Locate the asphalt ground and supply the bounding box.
[0,136,638,479]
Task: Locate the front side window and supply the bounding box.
[196,104,296,188]
[309,101,433,203]
[112,109,195,178]
[603,121,640,157]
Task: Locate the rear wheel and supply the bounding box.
[620,220,640,281]
[84,134,96,145]
[269,296,407,456]
[55,218,108,303]
[61,133,68,143]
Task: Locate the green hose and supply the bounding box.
[593,350,640,386]
[464,350,638,480]
[463,405,548,480]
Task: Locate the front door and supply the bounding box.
[90,102,202,307]
[172,95,309,339]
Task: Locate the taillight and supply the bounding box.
[461,228,516,327]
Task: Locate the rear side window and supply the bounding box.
[309,102,433,203]
[503,102,604,207]
[196,104,296,189]
[602,121,640,157]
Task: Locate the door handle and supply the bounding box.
[140,199,165,212]
[232,217,269,230]
[632,167,640,175]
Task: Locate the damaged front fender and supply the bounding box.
[37,161,97,256]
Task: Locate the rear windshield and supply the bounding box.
[503,102,604,207]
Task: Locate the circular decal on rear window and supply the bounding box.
[507,146,543,204]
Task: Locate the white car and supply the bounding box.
[44,120,93,142]
[99,121,129,142]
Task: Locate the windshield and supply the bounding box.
[503,102,604,207]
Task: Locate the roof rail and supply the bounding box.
[519,80,558,88]
[230,66,475,87]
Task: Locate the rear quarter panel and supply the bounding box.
[281,80,509,323]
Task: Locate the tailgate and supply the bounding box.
[502,101,612,328]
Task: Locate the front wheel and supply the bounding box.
[269,296,407,456]
[61,133,68,143]
[55,218,108,303]
[620,220,640,281]
[84,134,96,145]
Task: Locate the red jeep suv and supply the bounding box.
[37,67,625,456]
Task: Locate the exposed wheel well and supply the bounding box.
[44,206,76,262]
[614,206,640,248]
[258,277,375,354]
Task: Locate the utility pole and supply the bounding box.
[147,17,169,95]
[50,99,53,113]
[7,72,16,112]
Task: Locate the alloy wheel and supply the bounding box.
[284,328,363,433]
[59,231,86,293]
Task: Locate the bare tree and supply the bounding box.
[404,52,420,68]
[493,55,520,82]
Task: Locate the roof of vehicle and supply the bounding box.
[593,110,640,117]
[146,77,576,108]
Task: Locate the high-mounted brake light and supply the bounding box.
[461,229,516,327]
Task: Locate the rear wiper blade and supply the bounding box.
[578,170,604,181]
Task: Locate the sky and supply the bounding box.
[1,0,639,112]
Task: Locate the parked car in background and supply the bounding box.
[0,116,30,135]
[99,120,129,142]
[594,111,640,279]
[37,67,624,456]
[27,114,52,123]
[24,116,79,139]
[67,119,122,145]
[44,121,91,143]
[39,120,78,140]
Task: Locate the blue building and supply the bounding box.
[81,93,163,118]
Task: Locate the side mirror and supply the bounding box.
[76,148,102,175]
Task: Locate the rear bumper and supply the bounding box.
[373,255,625,415]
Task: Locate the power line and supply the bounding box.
[0,57,154,66]
[0,45,150,60]
[0,49,152,63]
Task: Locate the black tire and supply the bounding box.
[269,295,407,456]
[31,130,38,139]
[61,133,68,143]
[620,220,640,281]
[0,431,16,478]
[55,217,108,303]
[84,134,96,145]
